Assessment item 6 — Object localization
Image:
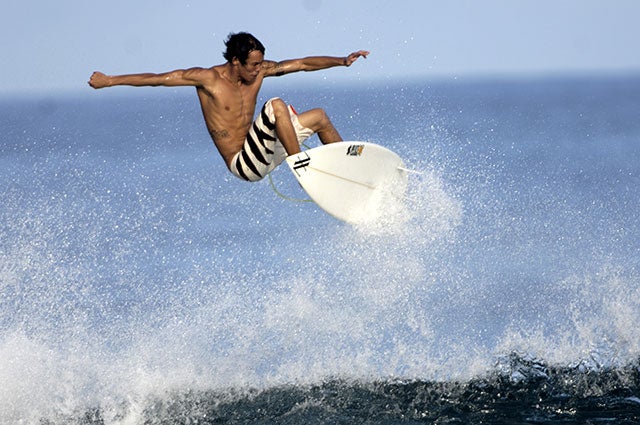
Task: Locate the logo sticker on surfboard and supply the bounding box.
[291,152,310,176]
[346,144,364,156]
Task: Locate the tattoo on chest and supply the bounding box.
[209,128,230,139]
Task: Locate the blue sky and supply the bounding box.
[2,0,639,95]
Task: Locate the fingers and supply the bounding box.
[88,71,109,89]
[349,50,370,62]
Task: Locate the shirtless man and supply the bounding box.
[89,32,369,181]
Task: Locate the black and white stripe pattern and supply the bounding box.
[230,98,312,182]
[231,99,278,181]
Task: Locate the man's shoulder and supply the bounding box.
[210,64,226,75]
[185,65,221,79]
[180,66,225,92]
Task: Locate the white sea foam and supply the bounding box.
[2,83,640,423]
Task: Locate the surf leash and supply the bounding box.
[267,142,314,203]
[267,172,313,203]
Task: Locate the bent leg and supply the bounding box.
[271,98,302,155]
[297,108,342,145]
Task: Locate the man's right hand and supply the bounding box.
[88,71,109,89]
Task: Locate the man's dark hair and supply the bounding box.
[223,32,265,64]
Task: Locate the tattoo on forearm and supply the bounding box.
[209,128,230,139]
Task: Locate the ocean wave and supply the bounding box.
[27,354,640,425]
[3,79,640,425]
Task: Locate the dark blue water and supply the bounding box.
[1,75,639,423]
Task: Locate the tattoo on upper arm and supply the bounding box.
[274,62,285,76]
[264,60,285,77]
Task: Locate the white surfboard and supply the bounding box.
[285,142,408,223]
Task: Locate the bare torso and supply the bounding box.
[197,64,264,167]
[88,48,370,170]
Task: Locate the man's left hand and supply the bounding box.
[345,50,370,66]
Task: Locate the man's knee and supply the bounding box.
[311,108,333,130]
[269,98,288,117]
[317,108,331,125]
[296,108,334,132]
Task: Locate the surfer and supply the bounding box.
[88,32,369,182]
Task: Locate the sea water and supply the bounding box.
[1,75,639,423]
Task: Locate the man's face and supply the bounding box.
[239,50,264,83]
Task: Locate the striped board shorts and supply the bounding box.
[229,97,313,182]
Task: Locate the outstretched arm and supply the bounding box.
[88,68,212,89]
[263,50,369,77]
